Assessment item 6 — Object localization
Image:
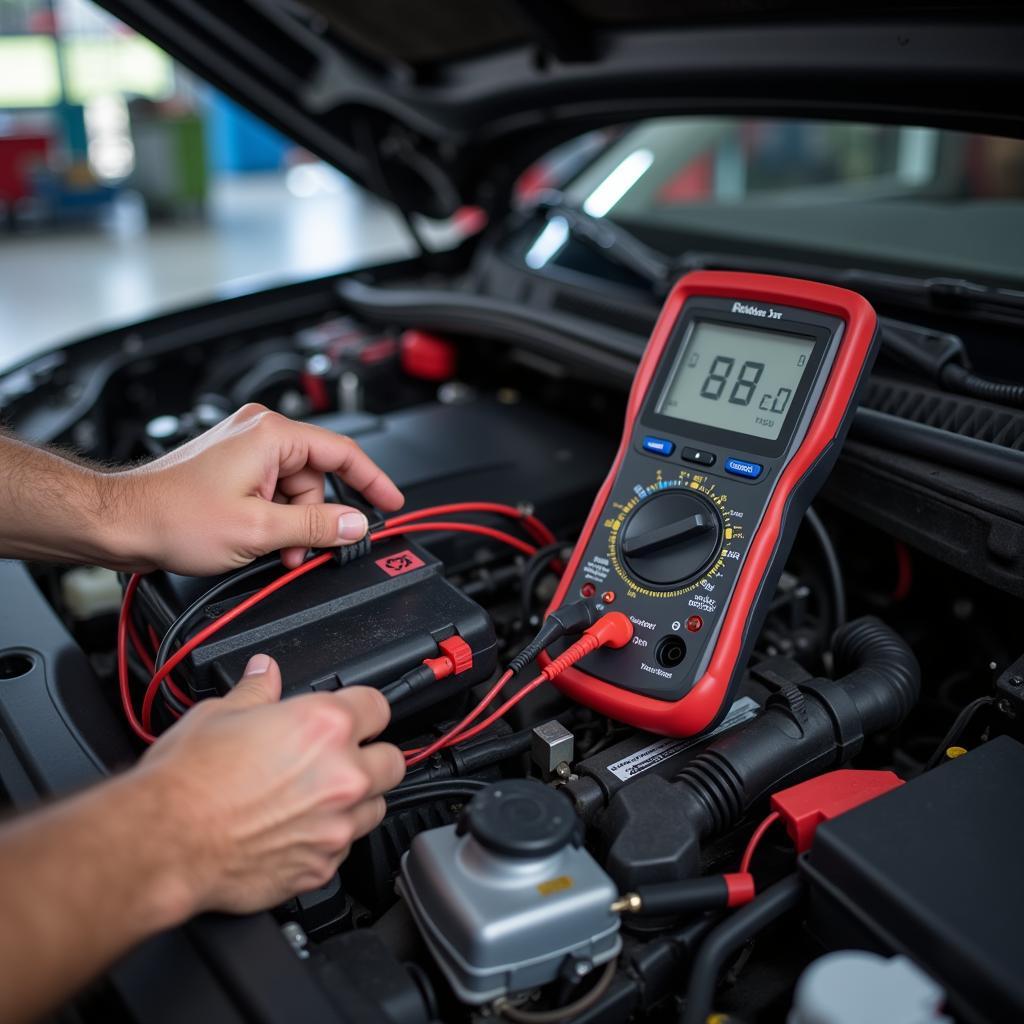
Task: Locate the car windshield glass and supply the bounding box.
[553,117,1024,286]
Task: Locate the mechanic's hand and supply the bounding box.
[112,403,404,574]
[139,654,405,916]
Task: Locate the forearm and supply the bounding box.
[0,433,146,568]
[0,768,195,1024]
[1,406,403,576]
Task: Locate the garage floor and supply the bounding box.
[0,172,412,371]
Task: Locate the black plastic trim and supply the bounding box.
[90,6,1024,215]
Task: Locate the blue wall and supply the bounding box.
[204,90,290,173]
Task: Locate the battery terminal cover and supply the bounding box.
[771,769,904,853]
[398,780,621,1005]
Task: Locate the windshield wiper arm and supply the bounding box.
[534,194,1024,324]
[534,193,678,296]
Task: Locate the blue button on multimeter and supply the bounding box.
[724,457,763,479]
[642,436,675,457]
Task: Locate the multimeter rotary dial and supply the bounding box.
[619,489,722,586]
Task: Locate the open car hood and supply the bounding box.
[98,1,1024,218]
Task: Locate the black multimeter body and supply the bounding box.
[542,271,878,736]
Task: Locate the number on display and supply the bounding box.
[700,358,766,408]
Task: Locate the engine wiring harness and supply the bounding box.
[116,501,627,747]
[112,491,957,1024]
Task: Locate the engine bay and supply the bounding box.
[1,254,1024,1024]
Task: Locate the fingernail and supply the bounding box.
[244,653,271,676]
[338,511,368,541]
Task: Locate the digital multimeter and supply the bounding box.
[543,270,879,737]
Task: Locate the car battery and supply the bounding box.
[134,536,497,721]
[801,736,1024,1024]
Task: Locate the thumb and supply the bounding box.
[225,654,283,708]
[258,502,368,555]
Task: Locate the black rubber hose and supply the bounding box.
[386,780,490,812]
[941,362,1024,409]
[679,875,804,1024]
[831,614,921,735]
[675,617,918,837]
[602,617,921,890]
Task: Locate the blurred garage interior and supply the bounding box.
[0,0,414,370]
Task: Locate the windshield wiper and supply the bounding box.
[534,194,678,296]
[533,194,1024,324]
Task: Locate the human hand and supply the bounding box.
[138,654,405,916]
[105,403,404,575]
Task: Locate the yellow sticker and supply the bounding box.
[537,876,574,897]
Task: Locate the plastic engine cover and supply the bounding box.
[398,780,621,1004]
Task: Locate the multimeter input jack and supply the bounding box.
[656,634,687,669]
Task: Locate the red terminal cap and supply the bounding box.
[300,371,331,412]
[723,872,756,908]
[423,635,473,681]
[400,329,457,382]
[770,769,904,854]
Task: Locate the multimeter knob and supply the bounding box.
[620,491,722,586]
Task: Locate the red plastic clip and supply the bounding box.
[423,635,473,680]
[770,769,904,854]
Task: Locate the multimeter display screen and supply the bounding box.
[656,320,816,440]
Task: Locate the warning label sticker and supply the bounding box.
[604,697,760,781]
[375,549,426,577]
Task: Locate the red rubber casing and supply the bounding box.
[541,270,877,736]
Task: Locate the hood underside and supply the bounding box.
[99,1,1024,217]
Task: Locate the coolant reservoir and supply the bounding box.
[398,779,621,1005]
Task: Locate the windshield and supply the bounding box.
[549,118,1024,286]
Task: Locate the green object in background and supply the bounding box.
[128,108,207,218]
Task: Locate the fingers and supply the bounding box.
[347,794,388,843]
[276,467,325,566]
[275,466,325,504]
[333,685,392,743]
[277,420,404,512]
[280,547,307,569]
[224,654,283,708]
[317,796,387,871]
[255,500,369,559]
[358,741,407,795]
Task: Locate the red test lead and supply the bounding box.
[404,612,633,768]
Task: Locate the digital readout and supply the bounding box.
[656,320,815,440]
